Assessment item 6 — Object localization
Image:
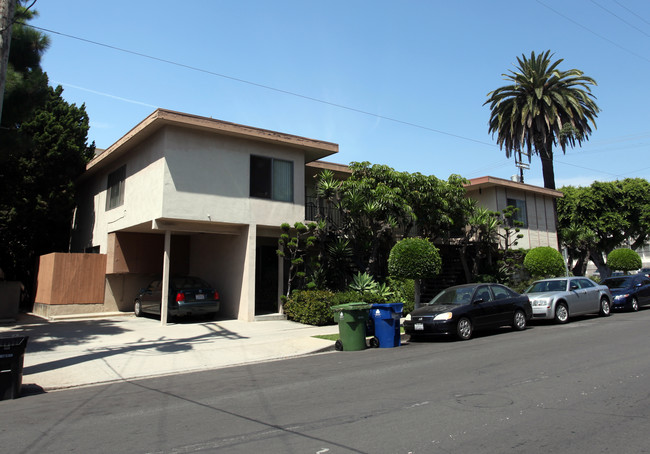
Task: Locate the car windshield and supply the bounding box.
[426,287,474,306]
[526,280,567,293]
[602,277,633,289]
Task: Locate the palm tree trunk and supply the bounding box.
[539,142,556,190]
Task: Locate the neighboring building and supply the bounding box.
[62,109,338,321]
[464,176,563,250]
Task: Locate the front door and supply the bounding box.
[255,244,279,315]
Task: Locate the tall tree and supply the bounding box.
[313,162,470,283]
[0,4,94,301]
[485,51,599,189]
[557,179,650,278]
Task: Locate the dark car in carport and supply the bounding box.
[134,276,220,319]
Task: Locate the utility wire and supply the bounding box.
[614,0,650,27]
[589,0,650,39]
[22,20,648,182]
[25,23,497,149]
[536,0,650,63]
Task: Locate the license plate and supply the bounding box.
[195,294,205,300]
[414,323,424,331]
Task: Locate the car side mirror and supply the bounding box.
[473,298,484,304]
[570,284,579,290]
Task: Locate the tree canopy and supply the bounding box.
[485,51,599,189]
[0,4,94,298]
[314,162,470,281]
[557,179,650,278]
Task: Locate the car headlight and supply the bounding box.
[405,313,412,321]
[532,299,549,307]
[614,294,629,301]
[434,312,453,321]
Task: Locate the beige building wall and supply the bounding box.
[465,177,562,250]
[161,127,306,227]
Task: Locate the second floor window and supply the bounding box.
[506,197,527,228]
[106,165,126,210]
[250,156,293,202]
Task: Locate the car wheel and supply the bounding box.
[456,317,473,341]
[134,299,143,317]
[630,297,639,312]
[599,297,611,317]
[512,309,527,331]
[554,302,569,324]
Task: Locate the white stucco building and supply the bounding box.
[70,109,338,321]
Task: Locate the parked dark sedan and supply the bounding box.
[403,283,532,341]
[134,276,220,319]
[601,274,650,311]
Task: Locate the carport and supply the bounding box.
[105,219,248,324]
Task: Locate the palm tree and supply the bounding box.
[484,51,599,189]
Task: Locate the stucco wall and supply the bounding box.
[468,186,559,249]
[161,126,306,228]
[189,228,249,320]
[73,135,166,253]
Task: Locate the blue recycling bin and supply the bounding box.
[368,303,403,348]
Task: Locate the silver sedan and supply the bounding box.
[524,277,612,323]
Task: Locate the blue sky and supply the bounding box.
[29,0,650,188]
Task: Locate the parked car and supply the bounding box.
[524,277,611,323]
[601,274,650,311]
[134,276,220,318]
[403,283,532,341]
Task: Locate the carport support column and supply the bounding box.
[161,229,171,326]
[239,223,256,322]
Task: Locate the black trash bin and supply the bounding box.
[0,336,29,400]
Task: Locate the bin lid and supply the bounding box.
[0,336,29,348]
[371,302,404,313]
[331,302,371,311]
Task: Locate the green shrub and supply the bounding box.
[388,237,442,279]
[512,278,536,294]
[283,289,337,326]
[607,248,642,273]
[331,290,365,306]
[386,277,415,315]
[348,271,378,293]
[523,247,565,278]
[332,289,385,306]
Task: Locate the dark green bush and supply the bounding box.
[607,248,642,273]
[388,237,441,279]
[523,247,565,278]
[331,290,364,306]
[283,289,337,326]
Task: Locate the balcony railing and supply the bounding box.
[305,196,342,224]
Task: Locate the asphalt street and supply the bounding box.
[2,309,649,454]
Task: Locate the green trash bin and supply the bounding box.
[331,302,371,351]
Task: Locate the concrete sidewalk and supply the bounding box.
[0,314,339,392]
